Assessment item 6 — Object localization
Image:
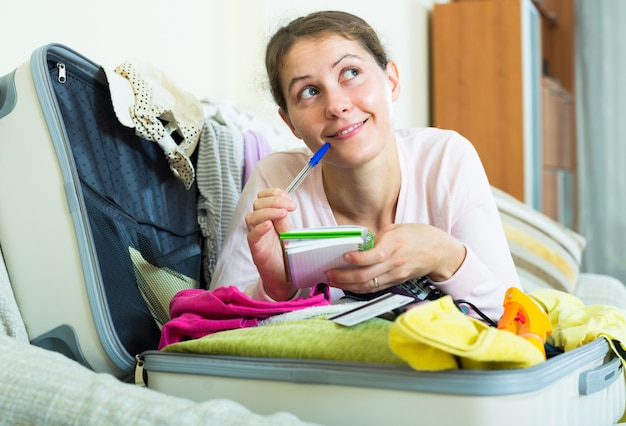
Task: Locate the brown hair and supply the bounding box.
[265,11,389,112]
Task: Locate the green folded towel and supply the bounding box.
[162,315,406,365]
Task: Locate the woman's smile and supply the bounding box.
[328,119,367,140]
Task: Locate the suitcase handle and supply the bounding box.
[578,355,622,395]
[0,70,17,119]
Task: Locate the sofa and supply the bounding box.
[492,185,626,311]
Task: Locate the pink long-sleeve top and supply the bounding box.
[210,127,521,321]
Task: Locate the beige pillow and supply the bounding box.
[492,187,586,294]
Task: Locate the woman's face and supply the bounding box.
[278,34,400,169]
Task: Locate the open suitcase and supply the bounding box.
[137,338,625,426]
[0,43,202,379]
[1,44,625,426]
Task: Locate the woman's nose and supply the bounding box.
[324,92,352,118]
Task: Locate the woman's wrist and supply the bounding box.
[428,242,467,282]
[261,279,297,301]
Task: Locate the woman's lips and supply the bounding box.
[329,120,366,138]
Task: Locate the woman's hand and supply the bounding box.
[325,223,466,293]
[245,188,297,300]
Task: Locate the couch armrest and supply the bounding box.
[0,246,28,342]
[0,335,316,426]
[575,272,626,310]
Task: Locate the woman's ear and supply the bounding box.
[279,108,302,139]
[386,61,401,101]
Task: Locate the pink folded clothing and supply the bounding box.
[158,285,331,349]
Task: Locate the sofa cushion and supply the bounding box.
[575,273,626,310]
[492,187,586,294]
[0,246,29,343]
[0,335,313,426]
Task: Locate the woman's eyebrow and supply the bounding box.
[331,53,361,69]
[287,75,311,95]
[286,54,363,94]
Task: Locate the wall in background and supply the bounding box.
[0,0,438,130]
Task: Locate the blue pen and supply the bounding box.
[285,142,330,194]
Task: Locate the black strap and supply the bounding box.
[453,299,498,327]
[612,339,626,360]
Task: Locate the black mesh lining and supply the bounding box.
[50,58,202,356]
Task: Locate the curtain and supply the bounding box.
[575,0,626,284]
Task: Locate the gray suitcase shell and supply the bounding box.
[138,338,625,426]
[0,44,201,378]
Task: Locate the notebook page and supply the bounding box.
[284,238,363,288]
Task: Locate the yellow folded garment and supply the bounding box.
[389,296,545,371]
[528,288,626,424]
[529,288,626,364]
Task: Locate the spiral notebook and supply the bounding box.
[280,226,374,289]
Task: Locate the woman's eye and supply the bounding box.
[300,87,319,100]
[342,68,359,81]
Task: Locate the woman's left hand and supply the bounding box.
[324,223,466,293]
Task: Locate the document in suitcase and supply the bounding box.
[0,43,202,378]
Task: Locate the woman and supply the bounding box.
[210,10,520,321]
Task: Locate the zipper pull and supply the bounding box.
[56,62,66,84]
[134,354,147,387]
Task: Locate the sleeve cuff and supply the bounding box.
[430,245,491,300]
[245,279,302,302]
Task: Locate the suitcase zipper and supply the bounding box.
[56,62,66,84]
[135,354,147,387]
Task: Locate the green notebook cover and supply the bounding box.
[280,226,374,288]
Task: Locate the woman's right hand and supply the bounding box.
[245,188,297,300]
